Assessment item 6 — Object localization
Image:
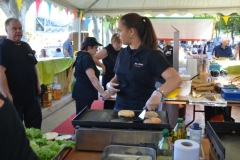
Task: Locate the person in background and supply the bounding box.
[39,48,48,58]
[107,13,182,111]
[184,51,193,59]
[63,33,73,58]
[212,37,233,59]
[233,43,239,60]
[163,40,173,65]
[72,37,111,114]
[93,33,122,109]
[203,44,208,55]
[0,91,39,160]
[0,18,42,129]
[53,48,64,57]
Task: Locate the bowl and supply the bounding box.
[165,87,181,98]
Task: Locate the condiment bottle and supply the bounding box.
[157,129,172,160]
[172,118,186,144]
[190,122,202,154]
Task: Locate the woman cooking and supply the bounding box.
[72,37,111,114]
[93,33,122,109]
[107,13,182,111]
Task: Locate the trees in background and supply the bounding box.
[0,0,35,41]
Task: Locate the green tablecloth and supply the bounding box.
[36,57,73,85]
[225,65,240,74]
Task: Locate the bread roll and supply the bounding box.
[123,156,138,160]
[138,155,152,160]
[144,111,158,119]
[143,117,161,124]
[118,110,135,117]
[44,132,58,140]
[55,135,72,140]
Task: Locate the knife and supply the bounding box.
[138,106,147,119]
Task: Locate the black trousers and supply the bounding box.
[0,94,39,160]
[14,99,42,129]
[75,99,94,114]
[104,100,116,109]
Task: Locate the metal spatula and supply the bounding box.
[138,106,147,119]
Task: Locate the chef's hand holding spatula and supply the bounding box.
[139,90,163,119]
[145,90,164,111]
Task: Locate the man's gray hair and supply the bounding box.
[221,36,230,42]
[5,18,20,29]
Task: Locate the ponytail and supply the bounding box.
[120,13,158,50]
[141,17,158,50]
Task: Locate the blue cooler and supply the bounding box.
[221,89,240,100]
[209,63,221,71]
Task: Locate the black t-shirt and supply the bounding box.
[72,51,100,100]
[163,45,173,65]
[0,94,39,160]
[114,45,171,110]
[0,39,38,104]
[102,44,121,90]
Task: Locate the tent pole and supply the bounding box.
[173,31,179,72]
[78,12,81,51]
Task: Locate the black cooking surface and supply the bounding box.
[72,108,170,130]
[206,122,240,160]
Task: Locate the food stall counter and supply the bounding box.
[64,138,210,160]
[36,57,73,85]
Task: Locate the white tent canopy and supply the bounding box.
[151,18,213,40]
[49,0,240,17]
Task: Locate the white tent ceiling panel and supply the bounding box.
[152,18,213,40]
[53,0,240,16]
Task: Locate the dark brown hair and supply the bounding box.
[120,13,158,50]
[41,49,47,57]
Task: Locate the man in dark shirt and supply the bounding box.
[0,18,42,129]
[212,37,233,59]
[208,37,233,124]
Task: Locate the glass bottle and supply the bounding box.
[172,118,186,144]
[157,129,172,160]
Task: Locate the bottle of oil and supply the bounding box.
[172,118,186,145]
[157,129,172,160]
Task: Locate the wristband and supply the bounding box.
[155,90,164,97]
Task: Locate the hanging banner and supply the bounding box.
[79,10,83,21]
[58,6,62,12]
[85,18,91,28]
[65,8,69,15]
[35,17,69,33]
[36,0,41,16]
[47,2,52,19]
[17,0,22,11]
[73,10,77,21]
[222,16,229,25]
[103,22,110,32]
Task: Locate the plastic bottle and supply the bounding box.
[190,122,202,154]
[157,129,172,160]
[172,118,186,144]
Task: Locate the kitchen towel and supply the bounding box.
[174,139,200,160]
[186,58,198,79]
